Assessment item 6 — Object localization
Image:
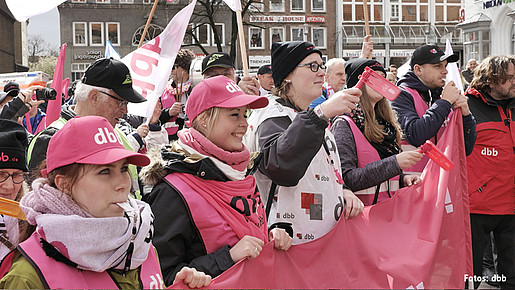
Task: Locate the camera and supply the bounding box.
[35,88,57,101]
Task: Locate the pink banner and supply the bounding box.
[170,111,472,289]
[45,43,67,128]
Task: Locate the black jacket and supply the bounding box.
[142,146,243,286]
[392,71,476,155]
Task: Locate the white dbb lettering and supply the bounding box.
[226,82,242,93]
[94,128,120,145]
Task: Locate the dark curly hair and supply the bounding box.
[469,55,515,93]
[174,49,196,71]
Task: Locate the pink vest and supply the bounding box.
[17,232,164,289]
[164,173,240,253]
[342,116,399,206]
[400,87,439,174]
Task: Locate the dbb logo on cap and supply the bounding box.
[226,82,243,93]
[94,128,122,145]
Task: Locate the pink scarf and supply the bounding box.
[178,128,250,172]
[175,172,268,242]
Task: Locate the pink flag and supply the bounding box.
[170,111,472,289]
[122,0,196,119]
[222,0,241,11]
[45,43,67,128]
[62,77,70,101]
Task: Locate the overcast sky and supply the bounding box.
[27,7,61,50]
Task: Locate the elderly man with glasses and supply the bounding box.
[26,58,153,199]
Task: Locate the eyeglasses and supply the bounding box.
[0,171,25,184]
[99,91,128,108]
[297,62,326,73]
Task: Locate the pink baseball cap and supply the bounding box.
[185,75,269,126]
[45,116,150,174]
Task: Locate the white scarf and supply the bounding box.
[21,179,153,272]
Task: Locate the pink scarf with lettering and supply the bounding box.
[175,128,268,242]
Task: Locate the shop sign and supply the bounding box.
[250,15,305,23]
[74,50,104,60]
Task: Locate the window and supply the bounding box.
[249,28,264,49]
[311,27,326,49]
[71,63,89,82]
[270,27,285,43]
[89,22,104,46]
[291,27,306,41]
[213,23,225,46]
[183,24,193,45]
[71,0,86,2]
[197,24,210,45]
[119,0,133,2]
[270,0,284,12]
[73,22,87,46]
[143,0,152,3]
[391,4,399,20]
[249,1,264,12]
[96,0,110,3]
[311,0,325,12]
[291,0,304,12]
[106,22,120,46]
[132,24,164,46]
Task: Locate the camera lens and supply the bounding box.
[45,88,57,100]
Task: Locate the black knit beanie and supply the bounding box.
[0,119,29,171]
[271,41,322,88]
[345,58,387,88]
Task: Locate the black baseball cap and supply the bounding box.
[257,64,272,75]
[410,44,459,69]
[81,58,146,103]
[201,52,234,75]
[3,82,20,97]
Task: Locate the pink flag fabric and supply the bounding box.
[62,77,70,101]
[170,111,472,289]
[222,0,242,11]
[45,43,67,128]
[121,0,196,119]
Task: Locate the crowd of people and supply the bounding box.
[0,39,513,289]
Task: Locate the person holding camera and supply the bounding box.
[0,82,44,123]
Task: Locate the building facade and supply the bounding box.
[458,1,515,64]
[0,0,28,73]
[336,0,464,68]
[59,0,237,81]
[242,0,335,69]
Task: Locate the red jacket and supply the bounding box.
[465,88,515,215]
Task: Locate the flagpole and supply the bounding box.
[236,10,249,76]
[362,0,371,59]
[139,0,160,48]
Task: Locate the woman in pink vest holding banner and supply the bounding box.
[330,58,423,206]
[0,116,211,289]
[141,76,292,287]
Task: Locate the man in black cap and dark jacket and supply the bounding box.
[391,44,476,170]
[26,58,148,198]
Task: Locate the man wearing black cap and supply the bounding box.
[201,52,260,95]
[256,64,273,96]
[391,44,476,174]
[26,58,147,198]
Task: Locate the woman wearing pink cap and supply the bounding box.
[141,75,292,287]
[0,116,211,289]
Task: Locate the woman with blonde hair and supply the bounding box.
[141,76,292,287]
[330,58,422,205]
